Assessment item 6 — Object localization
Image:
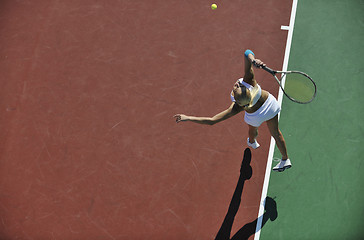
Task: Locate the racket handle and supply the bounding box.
[262,66,276,74]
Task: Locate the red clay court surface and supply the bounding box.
[0,1,291,239]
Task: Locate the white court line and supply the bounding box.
[254,0,298,239]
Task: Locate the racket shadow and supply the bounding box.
[215,148,278,240]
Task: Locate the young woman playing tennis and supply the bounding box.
[174,50,291,172]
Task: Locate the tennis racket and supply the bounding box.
[261,66,317,104]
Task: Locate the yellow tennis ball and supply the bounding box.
[211,3,217,10]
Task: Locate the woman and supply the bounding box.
[173,49,291,172]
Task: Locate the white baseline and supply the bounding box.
[254,0,298,239]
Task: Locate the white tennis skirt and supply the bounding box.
[244,93,281,127]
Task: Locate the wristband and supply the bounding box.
[244,49,255,58]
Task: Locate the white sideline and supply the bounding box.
[253,0,298,239]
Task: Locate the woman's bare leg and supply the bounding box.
[248,125,258,143]
[266,115,288,160]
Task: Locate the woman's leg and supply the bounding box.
[266,115,288,160]
[248,125,258,143]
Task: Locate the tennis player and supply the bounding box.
[174,50,291,172]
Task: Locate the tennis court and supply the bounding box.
[0,0,362,239]
[260,1,364,239]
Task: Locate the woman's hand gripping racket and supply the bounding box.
[261,65,317,104]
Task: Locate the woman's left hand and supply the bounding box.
[173,114,189,123]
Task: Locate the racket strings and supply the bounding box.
[282,72,316,103]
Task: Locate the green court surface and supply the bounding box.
[261,1,364,239]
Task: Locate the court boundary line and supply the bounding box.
[253,0,298,239]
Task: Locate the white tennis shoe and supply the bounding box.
[247,138,260,149]
[273,159,292,172]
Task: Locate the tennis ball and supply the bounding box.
[211,3,217,10]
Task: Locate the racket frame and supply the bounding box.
[262,66,317,104]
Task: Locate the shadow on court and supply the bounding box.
[215,148,278,240]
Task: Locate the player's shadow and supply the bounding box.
[215,148,278,240]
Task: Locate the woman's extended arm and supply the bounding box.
[174,102,244,125]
